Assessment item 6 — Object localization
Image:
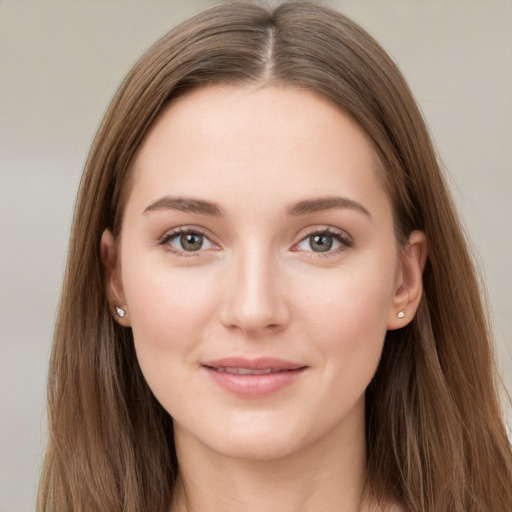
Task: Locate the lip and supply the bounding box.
[202,357,307,398]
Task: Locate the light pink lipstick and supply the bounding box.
[202,357,307,398]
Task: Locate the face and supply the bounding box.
[103,85,424,461]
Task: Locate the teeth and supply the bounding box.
[237,368,272,375]
[216,367,279,375]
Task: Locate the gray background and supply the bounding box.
[1,1,511,510]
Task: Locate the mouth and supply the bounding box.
[207,367,292,375]
[201,358,307,398]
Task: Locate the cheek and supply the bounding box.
[298,258,396,388]
[120,252,219,388]
[123,246,216,327]
[299,256,395,333]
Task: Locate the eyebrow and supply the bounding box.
[143,196,224,216]
[286,196,371,218]
[143,195,370,218]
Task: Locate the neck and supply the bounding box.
[170,401,372,512]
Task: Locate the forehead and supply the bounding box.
[127,85,390,219]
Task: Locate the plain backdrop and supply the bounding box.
[1,1,511,510]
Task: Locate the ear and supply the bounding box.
[100,229,131,327]
[387,230,428,330]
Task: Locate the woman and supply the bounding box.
[38,2,512,511]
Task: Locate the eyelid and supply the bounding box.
[158,226,220,256]
[157,224,352,257]
[291,226,353,255]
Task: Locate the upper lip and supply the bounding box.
[202,357,306,372]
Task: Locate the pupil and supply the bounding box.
[181,233,203,251]
[310,234,332,252]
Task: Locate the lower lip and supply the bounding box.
[203,367,306,398]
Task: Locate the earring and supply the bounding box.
[113,306,126,318]
[397,310,405,319]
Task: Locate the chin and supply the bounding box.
[175,411,314,462]
[211,432,306,461]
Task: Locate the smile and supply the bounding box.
[209,367,290,375]
[202,358,307,398]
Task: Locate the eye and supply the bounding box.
[162,229,215,253]
[295,229,352,254]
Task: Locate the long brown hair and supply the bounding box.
[38,2,512,511]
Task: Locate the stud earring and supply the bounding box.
[113,306,126,318]
[397,310,405,319]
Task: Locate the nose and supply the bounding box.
[218,246,290,336]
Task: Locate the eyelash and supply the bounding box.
[158,227,353,257]
[294,227,353,257]
[159,227,216,257]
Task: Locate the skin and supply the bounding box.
[102,85,426,512]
